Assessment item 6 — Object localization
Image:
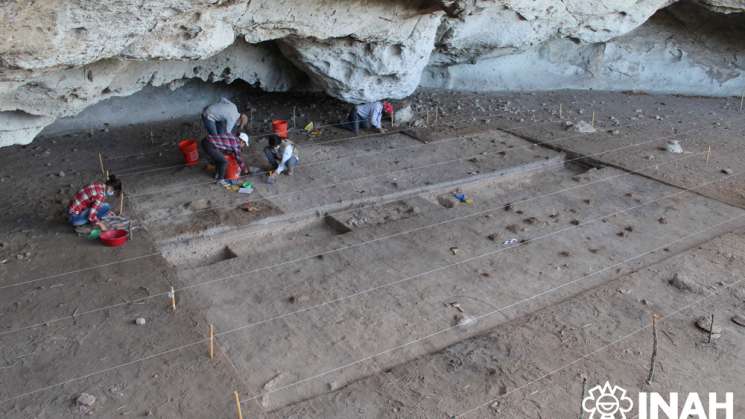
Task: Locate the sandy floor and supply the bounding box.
[1,89,744,418]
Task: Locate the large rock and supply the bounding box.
[0,40,300,147]
[0,0,744,146]
[0,0,446,145]
[423,1,745,96]
[278,12,443,103]
[696,0,745,13]
[433,0,675,65]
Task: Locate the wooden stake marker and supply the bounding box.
[209,324,215,360]
[98,152,106,179]
[559,103,563,119]
[170,287,176,311]
[119,191,125,215]
[233,391,244,419]
[706,145,711,166]
[591,111,596,128]
[646,314,659,385]
[740,91,745,113]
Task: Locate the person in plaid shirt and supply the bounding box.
[67,175,122,230]
[201,132,250,186]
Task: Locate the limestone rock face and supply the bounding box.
[0,0,744,146]
[433,0,676,65]
[278,12,444,103]
[696,0,745,13]
[423,1,745,95]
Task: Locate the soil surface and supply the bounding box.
[1,88,744,418]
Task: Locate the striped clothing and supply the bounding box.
[206,134,246,172]
[68,182,108,223]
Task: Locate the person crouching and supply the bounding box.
[67,175,122,231]
[344,101,393,135]
[201,132,250,186]
[264,134,299,184]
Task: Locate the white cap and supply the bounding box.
[238,132,250,146]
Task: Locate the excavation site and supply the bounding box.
[1,1,744,418]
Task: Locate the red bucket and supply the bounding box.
[225,154,240,180]
[100,229,129,247]
[178,139,199,166]
[272,119,288,139]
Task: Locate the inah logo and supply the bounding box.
[582,382,634,419]
[581,382,734,419]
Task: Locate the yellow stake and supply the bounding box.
[234,391,244,419]
[209,324,214,360]
[170,287,176,312]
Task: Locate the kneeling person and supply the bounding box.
[264,134,299,183]
[67,175,122,231]
[201,132,250,186]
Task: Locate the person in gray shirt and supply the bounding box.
[202,98,248,135]
[344,101,392,135]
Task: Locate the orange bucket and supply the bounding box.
[178,139,199,166]
[272,119,289,139]
[224,154,240,180]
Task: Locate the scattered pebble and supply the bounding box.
[732,314,745,328]
[76,393,96,413]
[574,120,596,134]
[135,317,146,326]
[695,316,722,336]
[668,273,703,294]
[721,168,733,175]
[58,171,66,177]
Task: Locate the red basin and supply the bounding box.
[100,229,129,247]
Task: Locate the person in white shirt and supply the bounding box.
[265,134,299,183]
[202,97,248,135]
[345,101,392,135]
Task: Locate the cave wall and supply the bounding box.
[423,2,745,95]
[1,0,744,146]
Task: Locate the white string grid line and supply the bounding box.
[3,112,714,292]
[0,145,708,337]
[113,105,659,182]
[1,166,741,406]
[124,113,676,201]
[131,121,711,230]
[453,275,745,418]
[104,102,562,164]
[231,179,745,408]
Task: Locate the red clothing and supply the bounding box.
[206,134,246,172]
[68,182,108,223]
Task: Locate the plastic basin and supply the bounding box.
[100,229,129,247]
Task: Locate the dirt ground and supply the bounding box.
[1,88,744,418]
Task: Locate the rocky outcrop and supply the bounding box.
[696,0,745,13]
[423,1,745,95]
[1,0,744,146]
[278,12,443,103]
[432,0,675,65]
